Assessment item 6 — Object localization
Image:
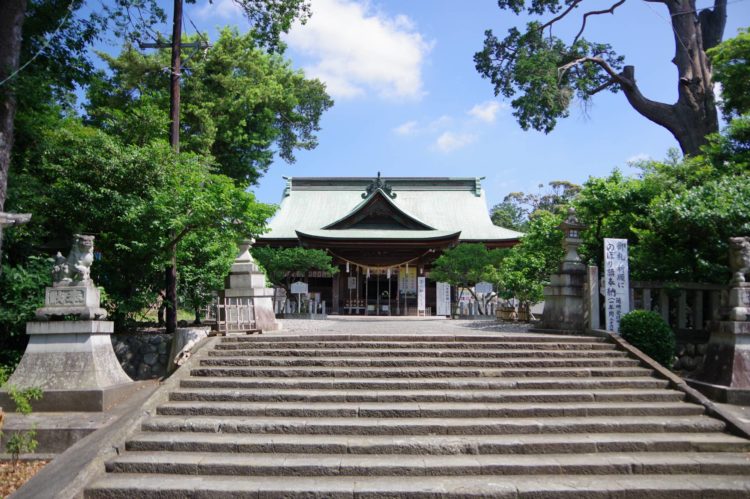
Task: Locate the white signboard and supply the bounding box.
[417,277,426,311]
[290,281,308,295]
[475,282,493,295]
[347,277,357,290]
[604,238,630,332]
[436,282,451,316]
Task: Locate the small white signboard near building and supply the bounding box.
[604,238,630,332]
[291,281,309,295]
[436,282,451,316]
[347,277,357,290]
[417,277,426,313]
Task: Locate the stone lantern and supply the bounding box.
[537,208,588,332]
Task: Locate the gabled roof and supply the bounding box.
[323,188,435,231]
[260,176,523,243]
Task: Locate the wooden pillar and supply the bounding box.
[332,272,340,314]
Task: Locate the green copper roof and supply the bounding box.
[296,229,461,241]
[262,176,522,242]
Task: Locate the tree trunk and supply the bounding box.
[0,0,27,262]
[617,0,724,156]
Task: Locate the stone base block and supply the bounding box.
[4,321,133,411]
[0,381,146,412]
[690,320,750,389]
[686,378,750,405]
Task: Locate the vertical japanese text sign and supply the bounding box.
[604,238,630,332]
[417,277,426,312]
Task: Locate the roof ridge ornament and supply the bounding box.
[362,171,396,199]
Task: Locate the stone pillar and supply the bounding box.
[0,234,135,411]
[219,239,280,331]
[537,208,588,333]
[689,237,750,404]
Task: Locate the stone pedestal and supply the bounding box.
[35,281,108,320]
[219,240,281,331]
[0,321,136,411]
[535,208,588,333]
[689,284,750,404]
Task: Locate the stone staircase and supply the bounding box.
[85,333,750,498]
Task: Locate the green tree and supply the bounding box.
[474,0,728,156]
[252,246,338,310]
[6,120,275,325]
[708,27,750,119]
[86,29,333,186]
[490,181,580,231]
[429,243,506,315]
[492,211,564,316]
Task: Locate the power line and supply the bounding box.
[0,1,75,88]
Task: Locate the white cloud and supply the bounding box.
[626,153,651,164]
[435,131,476,153]
[428,115,452,130]
[468,101,505,123]
[194,0,242,20]
[285,0,433,99]
[393,120,418,136]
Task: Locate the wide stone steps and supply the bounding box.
[198,356,640,368]
[180,375,672,390]
[155,400,703,418]
[169,387,685,403]
[215,340,616,350]
[86,473,750,498]
[191,365,654,378]
[208,347,627,358]
[105,451,750,476]
[140,414,727,435]
[85,333,750,498]
[125,431,750,455]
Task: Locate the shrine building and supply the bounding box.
[255,175,522,316]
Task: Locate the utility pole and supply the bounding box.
[164,0,183,334]
[139,2,207,334]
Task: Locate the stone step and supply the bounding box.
[219,334,608,344]
[168,387,685,404]
[215,340,616,351]
[180,375,671,390]
[189,365,654,379]
[85,473,750,498]
[154,400,704,418]
[104,451,750,477]
[126,431,750,455]
[141,415,726,435]
[208,347,627,358]
[198,356,640,368]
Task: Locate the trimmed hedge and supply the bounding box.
[619,310,676,367]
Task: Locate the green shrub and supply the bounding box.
[619,310,676,367]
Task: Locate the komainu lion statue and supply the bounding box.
[729,236,750,285]
[53,234,95,284]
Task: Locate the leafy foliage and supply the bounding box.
[619,310,676,367]
[1,386,43,462]
[490,180,580,231]
[708,27,750,119]
[0,256,51,358]
[253,246,338,292]
[491,211,564,310]
[430,244,506,314]
[86,29,333,186]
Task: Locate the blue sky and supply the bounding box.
[162,0,748,208]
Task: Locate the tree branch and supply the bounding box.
[573,0,627,44]
[540,0,583,32]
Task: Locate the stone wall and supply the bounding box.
[111,333,172,380]
[673,341,708,373]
